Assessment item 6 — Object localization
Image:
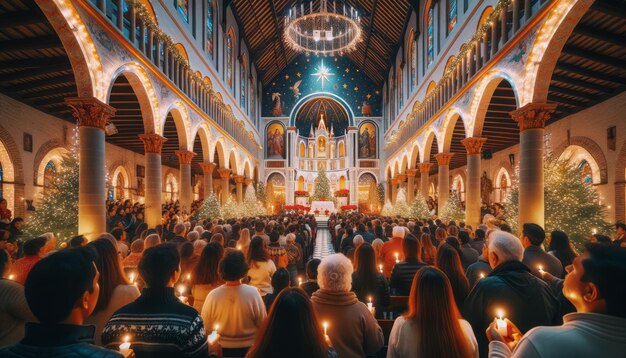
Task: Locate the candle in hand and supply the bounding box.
[538,265,545,275]
[237,245,242,250]
[208,324,219,345]
[298,277,302,286]
[496,309,508,337]
[379,264,383,273]
[8,274,15,280]
[367,296,375,315]
[394,252,399,263]
[186,273,191,281]
[128,272,135,284]
[479,273,485,279]
[119,335,131,356]
[323,321,328,336]
[177,285,186,303]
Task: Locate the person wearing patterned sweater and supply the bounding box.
[102,244,209,358]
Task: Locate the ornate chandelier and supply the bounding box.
[284,0,363,56]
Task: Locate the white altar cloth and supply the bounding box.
[310,201,336,214]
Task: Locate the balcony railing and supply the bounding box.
[86,0,259,156]
[385,0,550,155]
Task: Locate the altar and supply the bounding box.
[310,201,336,214]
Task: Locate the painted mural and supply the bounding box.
[263,54,382,117]
[359,122,376,159]
[266,122,286,159]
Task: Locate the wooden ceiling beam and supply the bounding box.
[0,56,69,69]
[550,85,600,101]
[0,64,71,83]
[551,74,613,92]
[590,0,626,21]
[573,25,626,48]
[0,35,63,52]
[562,45,626,73]
[0,11,47,30]
[555,63,626,86]
[5,74,75,92]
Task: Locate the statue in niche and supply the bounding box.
[480,171,493,205]
[318,137,326,153]
[271,93,283,116]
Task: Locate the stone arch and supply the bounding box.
[477,6,494,30]
[422,128,441,162]
[107,64,159,134]
[554,136,608,184]
[110,164,131,200]
[409,143,420,169]
[191,123,212,161]
[243,159,252,179]
[33,138,67,186]
[289,93,356,127]
[522,0,594,105]
[163,170,179,202]
[35,0,103,99]
[471,72,520,137]
[400,154,409,174]
[174,43,190,64]
[494,166,512,204]
[35,146,69,187]
[161,102,191,150]
[451,171,466,202]
[212,138,226,166]
[0,123,25,217]
[228,150,239,175]
[441,110,469,152]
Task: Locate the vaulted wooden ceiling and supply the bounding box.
[231,0,413,85]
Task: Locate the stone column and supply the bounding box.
[510,103,557,229]
[435,153,454,214]
[398,173,407,200]
[66,97,115,240]
[462,137,487,228]
[406,169,418,204]
[234,175,244,203]
[198,162,216,197]
[175,150,195,213]
[391,178,399,203]
[418,163,433,198]
[217,168,231,204]
[139,134,167,228]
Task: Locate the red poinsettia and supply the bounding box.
[334,189,350,197]
[294,191,309,197]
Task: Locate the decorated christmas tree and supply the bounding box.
[221,195,240,219]
[312,167,331,201]
[381,200,394,216]
[377,183,385,205]
[506,158,609,248]
[256,182,266,206]
[24,150,78,244]
[439,192,465,223]
[410,193,430,219]
[392,188,411,217]
[192,192,221,220]
[243,184,265,217]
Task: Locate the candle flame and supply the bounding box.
[480,273,485,279]
[124,335,130,343]
[214,324,219,331]
[368,296,372,303]
[8,274,15,280]
[496,309,504,320]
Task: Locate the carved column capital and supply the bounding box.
[65,97,116,130]
[175,150,195,165]
[139,134,167,154]
[198,162,216,174]
[244,178,253,186]
[406,169,419,177]
[397,173,408,182]
[510,103,557,131]
[217,168,231,179]
[461,137,487,155]
[435,152,454,166]
[391,178,400,186]
[418,163,433,173]
[234,175,245,184]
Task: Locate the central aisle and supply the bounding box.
[313,217,335,260]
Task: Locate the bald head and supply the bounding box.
[488,230,523,268]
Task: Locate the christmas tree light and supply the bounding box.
[439,192,465,223]
[312,167,331,201]
[192,192,222,220]
[410,193,430,219]
[392,188,411,217]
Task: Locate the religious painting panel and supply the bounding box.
[358,122,376,159]
[266,122,285,159]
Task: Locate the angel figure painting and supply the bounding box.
[267,122,285,159]
[271,93,283,116]
[290,80,302,99]
[359,123,376,158]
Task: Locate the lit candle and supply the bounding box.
[394,252,399,263]
[496,309,508,337]
[379,264,383,273]
[208,324,219,345]
[479,273,485,279]
[119,335,131,356]
[177,285,186,303]
[186,273,191,281]
[367,296,375,315]
[298,276,303,286]
[128,272,135,284]
[8,274,15,280]
[323,321,328,336]
[237,245,242,250]
[592,228,597,235]
[538,265,545,275]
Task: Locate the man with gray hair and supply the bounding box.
[463,230,558,358]
[380,226,407,277]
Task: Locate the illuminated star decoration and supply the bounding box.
[311,59,334,90]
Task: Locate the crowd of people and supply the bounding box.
[1,199,626,357]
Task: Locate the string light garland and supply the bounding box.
[384,0,515,150]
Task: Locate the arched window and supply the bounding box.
[43,160,56,194]
[240,58,247,110]
[176,0,190,23]
[426,5,434,66]
[115,173,125,200]
[447,0,457,34]
[578,160,593,184]
[397,67,403,109]
[409,38,417,91]
[206,0,214,57]
[226,31,234,88]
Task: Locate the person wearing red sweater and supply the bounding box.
[380,226,406,277]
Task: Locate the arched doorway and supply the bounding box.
[358,173,377,212]
[266,172,285,213]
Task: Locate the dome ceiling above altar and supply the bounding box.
[295,97,349,137]
[231,0,413,85]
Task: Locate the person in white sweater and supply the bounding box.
[246,237,276,296]
[202,250,267,358]
[487,244,626,358]
[388,266,478,358]
[0,250,35,347]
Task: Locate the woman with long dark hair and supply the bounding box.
[387,267,477,357]
[247,288,336,358]
[436,244,470,309]
[191,242,224,312]
[420,233,437,265]
[85,238,139,345]
[548,230,578,277]
[247,236,276,297]
[351,243,390,317]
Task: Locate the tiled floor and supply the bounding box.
[313,217,335,259]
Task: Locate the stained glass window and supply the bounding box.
[206,0,214,57]
[397,70,403,109]
[227,33,234,88]
[578,160,593,184]
[426,6,434,66]
[240,61,246,110]
[448,0,457,33]
[176,0,189,23]
[44,161,56,194]
[410,39,417,90]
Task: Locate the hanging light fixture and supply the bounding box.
[284,0,363,56]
